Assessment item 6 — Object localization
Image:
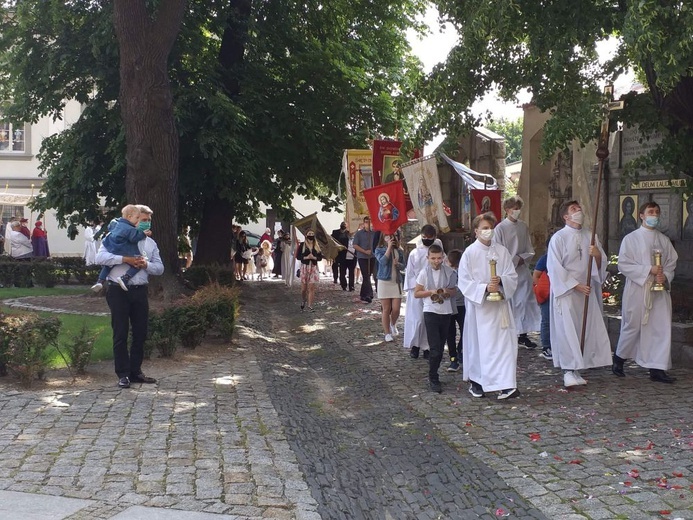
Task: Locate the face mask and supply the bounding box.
[478,229,494,241]
[422,238,435,247]
[138,221,151,231]
[510,209,521,220]
[570,211,584,225]
[644,216,659,228]
[306,236,314,241]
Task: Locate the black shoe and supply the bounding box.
[612,354,626,377]
[348,287,354,292]
[429,379,442,393]
[410,346,420,359]
[650,369,676,384]
[118,377,130,389]
[422,350,430,360]
[518,335,538,349]
[130,373,156,384]
[468,381,485,398]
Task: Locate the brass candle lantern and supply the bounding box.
[651,249,665,292]
[486,249,504,302]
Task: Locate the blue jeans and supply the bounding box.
[540,300,550,348]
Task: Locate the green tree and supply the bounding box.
[419,0,693,192]
[485,117,522,163]
[0,0,427,268]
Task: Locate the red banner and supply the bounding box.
[363,180,409,234]
[372,139,402,186]
[471,189,502,220]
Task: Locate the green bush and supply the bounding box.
[145,309,180,358]
[170,304,208,349]
[63,323,97,374]
[191,283,239,341]
[33,261,58,288]
[0,313,61,386]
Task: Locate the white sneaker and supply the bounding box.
[564,371,580,387]
[384,334,394,342]
[90,282,103,293]
[574,371,587,385]
[390,324,399,337]
[115,276,129,291]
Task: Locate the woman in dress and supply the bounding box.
[295,231,322,311]
[234,232,250,280]
[374,232,404,342]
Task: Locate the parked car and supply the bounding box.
[243,230,262,248]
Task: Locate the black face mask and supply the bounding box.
[422,238,435,247]
[306,237,314,241]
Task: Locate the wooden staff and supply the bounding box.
[579,85,624,353]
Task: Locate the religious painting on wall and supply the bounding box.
[684,195,693,240]
[619,195,638,238]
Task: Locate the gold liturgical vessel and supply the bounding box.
[486,257,504,302]
[651,249,665,292]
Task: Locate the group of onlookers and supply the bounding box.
[1,217,50,259]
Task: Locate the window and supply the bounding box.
[0,121,25,153]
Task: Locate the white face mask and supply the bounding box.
[478,229,494,241]
[510,209,521,220]
[570,211,584,225]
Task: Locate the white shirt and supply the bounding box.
[95,237,164,285]
[10,229,33,258]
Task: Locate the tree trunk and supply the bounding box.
[194,0,251,264]
[113,0,186,296]
[194,194,234,265]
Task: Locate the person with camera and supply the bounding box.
[374,232,404,343]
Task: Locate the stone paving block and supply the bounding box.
[109,505,238,519]
[0,490,94,519]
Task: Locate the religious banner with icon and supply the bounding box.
[292,213,345,260]
[401,156,450,233]
[470,189,502,220]
[342,150,373,232]
[372,140,402,186]
[362,180,408,234]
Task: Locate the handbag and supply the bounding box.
[533,271,550,304]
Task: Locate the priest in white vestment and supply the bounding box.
[459,213,520,399]
[548,200,612,388]
[403,224,443,358]
[493,196,541,348]
[613,202,678,383]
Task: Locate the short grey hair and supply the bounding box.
[137,204,153,215]
[10,221,21,229]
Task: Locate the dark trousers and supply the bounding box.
[340,258,356,290]
[358,257,377,300]
[332,261,339,282]
[424,312,451,380]
[446,305,466,361]
[106,284,149,378]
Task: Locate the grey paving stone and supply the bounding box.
[0,490,94,519]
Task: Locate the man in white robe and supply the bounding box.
[613,202,678,383]
[403,224,443,359]
[459,214,520,399]
[493,196,541,349]
[548,200,612,388]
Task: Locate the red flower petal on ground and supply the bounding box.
[628,469,640,478]
[529,433,541,442]
[569,459,583,464]
[659,511,671,515]
[672,472,683,477]
[554,455,563,461]
[368,448,375,455]
[623,481,632,487]
[495,508,507,516]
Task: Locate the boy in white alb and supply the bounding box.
[458,213,520,400]
[414,244,457,393]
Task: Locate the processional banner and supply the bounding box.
[342,149,373,232]
[292,213,345,260]
[401,156,450,233]
[362,180,409,235]
[470,189,502,220]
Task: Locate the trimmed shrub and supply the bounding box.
[170,304,208,349]
[63,323,97,374]
[191,283,239,341]
[0,313,61,386]
[145,309,180,358]
[33,261,58,287]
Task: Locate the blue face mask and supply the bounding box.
[644,216,659,228]
[138,221,151,231]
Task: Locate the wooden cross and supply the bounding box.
[596,84,625,159]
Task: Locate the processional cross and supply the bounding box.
[579,85,624,354]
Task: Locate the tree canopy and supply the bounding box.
[0,0,428,265]
[485,117,522,164]
[417,0,693,191]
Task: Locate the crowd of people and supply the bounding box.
[270,196,680,400]
[1,217,50,259]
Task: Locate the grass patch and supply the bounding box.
[0,287,87,299]
[1,288,112,367]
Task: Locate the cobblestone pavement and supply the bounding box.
[0,277,691,519]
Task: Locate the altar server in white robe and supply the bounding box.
[613,202,678,383]
[548,200,612,388]
[459,213,520,400]
[403,224,444,359]
[493,196,541,349]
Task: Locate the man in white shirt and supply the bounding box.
[96,204,164,389]
[9,221,33,259]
